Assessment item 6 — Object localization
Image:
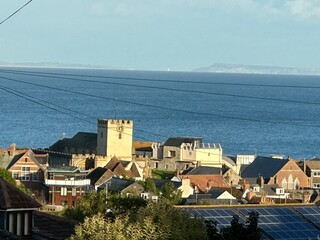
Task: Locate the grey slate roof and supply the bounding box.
[86,167,107,185]
[241,156,289,179]
[222,155,236,166]
[49,132,97,152]
[153,179,182,189]
[181,166,221,175]
[164,137,203,147]
[102,177,135,192]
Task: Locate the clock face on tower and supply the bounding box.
[116,125,124,132]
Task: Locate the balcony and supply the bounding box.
[45,179,90,186]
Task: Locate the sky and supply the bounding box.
[0,0,320,71]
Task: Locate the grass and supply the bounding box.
[152,170,175,180]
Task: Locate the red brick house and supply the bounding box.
[241,156,309,190]
[45,166,90,207]
[6,149,47,184]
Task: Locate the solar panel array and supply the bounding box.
[239,207,320,240]
[295,206,320,229]
[186,206,320,240]
[186,208,243,229]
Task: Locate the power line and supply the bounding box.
[1,75,319,128]
[0,0,32,25]
[0,84,302,157]
[1,67,320,89]
[1,68,320,106]
[0,84,166,141]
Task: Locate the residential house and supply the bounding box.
[45,166,90,207]
[185,189,237,205]
[86,167,115,190]
[151,137,223,171]
[301,159,320,189]
[97,177,144,196]
[6,149,49,201]
[179,166,230,192]
[241,156,309,190]
[0,178,41,238]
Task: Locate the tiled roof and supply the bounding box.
[105,156,119,171]
[306,160,320,170]
[6,152,25,170]
[181,166,221,175]
[104,177,135,192]
[181,175,230,192]
[33,211,78,240]
[164,137,203,147]
[133,141,153,152]
[86,167,107,185]
[241,156,289,179]
[95,169,115,187]
[7,150,46,171]
[0,178,41,210]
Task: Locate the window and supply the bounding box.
[313,183,320,188]
[314,171,320,177]
[21,167,30,181]
[100,131,103,138]
[189,152,192,156]
[32,172,39,181]
[12,171,19,179]
[165,164,169,170]
[61,187,67,196]
[208,153,210,156]
[118,133,122,139]
[169,150,176,157]
[288,175,293,189]
[72,188,76,196]
[24,158,28,162]
[155,162,158,169]
[282,178,287,189]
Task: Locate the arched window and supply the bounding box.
[294,178,300,190]
[282,178,287,189]
[288,175,293,189]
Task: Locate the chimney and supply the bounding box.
[8,143,16,157]
[258,175,264,189]
[303,191,310,203]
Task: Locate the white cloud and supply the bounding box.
[284,0,320,19]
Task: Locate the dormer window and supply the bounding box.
[253,186,260,192]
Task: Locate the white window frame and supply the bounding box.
[61,187,67,196]
[21,167,30,181]
[12,171,19,179]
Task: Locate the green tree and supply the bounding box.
[69,202,209,240]
[0,168,16,186]
[63,190,107,222]
[160,182,182,205]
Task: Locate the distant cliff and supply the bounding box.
[194,63,320,75]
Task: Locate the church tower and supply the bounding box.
[96,119,133,161]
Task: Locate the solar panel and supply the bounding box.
[295,206,320,228]
[185,208,244,230]
[239,207,320,240]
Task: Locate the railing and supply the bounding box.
[45,179,90,186]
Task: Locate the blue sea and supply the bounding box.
[1,67,320,160]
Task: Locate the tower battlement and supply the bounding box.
[98,119,132,126]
